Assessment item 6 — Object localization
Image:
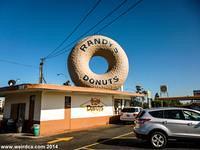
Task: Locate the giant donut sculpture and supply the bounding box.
[68,35,129,90]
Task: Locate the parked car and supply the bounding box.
[133,107,200,149]
[120,107,142,122]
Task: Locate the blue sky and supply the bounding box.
[0,0,200,97]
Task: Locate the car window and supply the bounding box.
[164,110,184,120]
[136,110,145,118]
[183,110,200,121]
[135,108,139,112]
[149,110,164,118]
[122,108,137,112]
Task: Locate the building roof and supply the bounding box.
[158,96,200,101]
[0,84,143,98]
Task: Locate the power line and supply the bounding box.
[0,58,37,69]
[96,0,143,33]
[45,0,102,59]
[45,46,73,59]
[46,0,128,59]
[46,0,144,59]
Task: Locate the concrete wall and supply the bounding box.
[3,92,41,121]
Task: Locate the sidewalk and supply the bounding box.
[0,133,43,139]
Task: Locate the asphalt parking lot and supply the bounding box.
[1,123,200,150]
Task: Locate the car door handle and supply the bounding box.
[162,121,167,124]
[187,123,193,126]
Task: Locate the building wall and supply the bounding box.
[3,92,41,121]
[40,92,66,121]
[40,92,114,120]
[2,90,132,135]
[71,94,114,118]
[39,91,115,135]
[70,94,114,130]
[40,91,69,135]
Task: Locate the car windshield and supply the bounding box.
[122,108,138,113]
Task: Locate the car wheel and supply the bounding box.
[150,131,167,149]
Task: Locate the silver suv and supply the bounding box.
[133,107,200,149]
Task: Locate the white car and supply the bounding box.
[120,107,142,122]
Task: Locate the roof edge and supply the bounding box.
[0,84,144,97]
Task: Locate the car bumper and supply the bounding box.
[120,116,135,121]
[133,127,149,139]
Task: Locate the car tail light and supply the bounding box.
[133,114,137,117]
[137,118,151,124]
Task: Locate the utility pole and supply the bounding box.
[39,58,46,84]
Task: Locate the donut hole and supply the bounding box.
[89,56,109,74]
[92,48,118,72]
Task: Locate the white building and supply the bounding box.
[0,84,143,136]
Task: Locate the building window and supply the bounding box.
[124,100,131,107]
[65,96,71,108]
[113,99,122,115]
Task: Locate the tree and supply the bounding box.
[154,93,159,100]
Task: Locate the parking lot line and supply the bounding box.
[82,148,95,150]
[47,137,73,144]
[77,148,94,150]
[119,137,136,139]
[74,132,133,150]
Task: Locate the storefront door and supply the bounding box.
[10,103,26,132]
[11,103,26,122]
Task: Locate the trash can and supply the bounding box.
[7,119,15,132]
[33,124,40,136]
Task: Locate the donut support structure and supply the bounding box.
[68,35,129,90]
